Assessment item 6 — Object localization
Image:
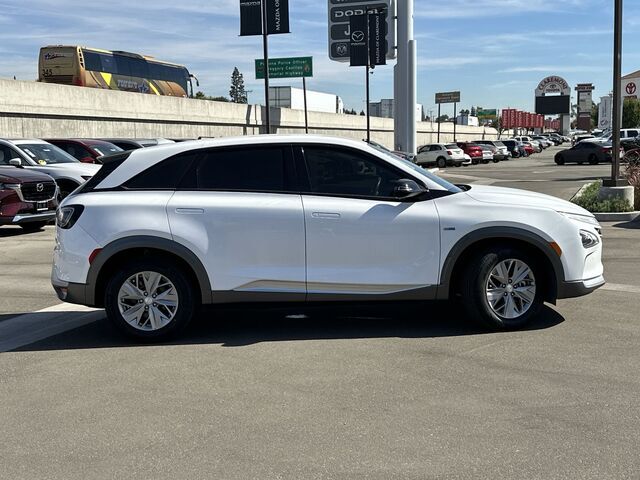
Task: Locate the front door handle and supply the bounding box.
[312,212,341,219]
[175,208,204,215]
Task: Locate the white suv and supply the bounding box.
[52,136,605,341]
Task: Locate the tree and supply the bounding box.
[229,67,248,104]
[344,108,358,115]
[470,106,477,116]
[194,91,230,102]
[436,114,449,123]
[622,98,640,129]
[360,110,365,116]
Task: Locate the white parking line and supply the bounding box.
[600,283,640,294]
[0,304,104,352]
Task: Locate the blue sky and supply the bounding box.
[1,0,639,114]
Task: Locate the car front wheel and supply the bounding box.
[461,247,543,330]
[105,260,196,341]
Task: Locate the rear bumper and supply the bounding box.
[557,275,605,299]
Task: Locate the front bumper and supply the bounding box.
[11,211,56,224]
[557,275,606,299]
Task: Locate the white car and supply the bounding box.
[0,139,100,198]
[416,143,465,168]
[52,135,605,341]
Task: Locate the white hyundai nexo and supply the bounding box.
[52,135,604,340]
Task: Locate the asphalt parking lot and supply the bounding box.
[1,146,639,479]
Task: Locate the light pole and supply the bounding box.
[605,0,625,186]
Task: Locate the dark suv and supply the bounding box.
[0,166,58,231]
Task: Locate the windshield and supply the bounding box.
[18,143,79,165]
[92,143,123,157]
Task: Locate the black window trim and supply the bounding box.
[293,143,450,203]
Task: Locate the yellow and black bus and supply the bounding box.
[38,46,198,97]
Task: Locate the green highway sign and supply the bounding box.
[477,108,498,120]
[255,56,313,79]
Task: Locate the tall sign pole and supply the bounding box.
[606,0,624,186]
[240,0,290,135]
[261,0,271,134]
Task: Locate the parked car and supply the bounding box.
[0,165,58,231]
[572,134,595,146]
[621,137,640,152]
[416,143,464,168]
[531,136,554,148]
[478,144,499,163]
[554,142,619,165]
[501,139,526,158]
[456,142,484,165]
[52,135,604,341]
[0,139,101,198]
[100,138,175,151]
[45,139,123,164]
[521,143,536,156]
[474,140,510,161]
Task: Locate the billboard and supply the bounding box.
[535,95,571,115]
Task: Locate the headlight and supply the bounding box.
[580,230,600,249]
[558,211,600,227]
[57,205,84,229]
[0,183,20,191]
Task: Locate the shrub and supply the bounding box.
[572,181,633,213]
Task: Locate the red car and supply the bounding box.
[522,143,536,156]
[456,142,483,165]
[45,139,123,164]
[0,166,58,232]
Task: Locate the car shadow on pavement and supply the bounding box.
[613,221,640,229]
[15,302,565,352]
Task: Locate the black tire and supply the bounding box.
[105,258,197,341]
[20,222,47,232]
[460,247,543,331]
[588,154,599,165]
[555,154,565,165]
[436,157,447,169]
[492,158,500,163]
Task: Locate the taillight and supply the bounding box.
[447,150,453,155]
[56,205,84,229]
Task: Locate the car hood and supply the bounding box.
[0,166,54,184]
[465,185,591,216]
[28,163,100,177]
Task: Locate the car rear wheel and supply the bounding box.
[105,260,196,341]
[436,157,447,169]
[460,247,543,330]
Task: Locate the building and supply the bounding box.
[369,99,424,121]
[456,114,479,127]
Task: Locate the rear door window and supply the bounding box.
[189,146,293,192]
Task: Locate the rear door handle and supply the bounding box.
[175,208,204,215]
[312,212,341,219]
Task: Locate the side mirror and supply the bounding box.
[393,179,425,199]
[80,156,95,164]
[9,158,22,167]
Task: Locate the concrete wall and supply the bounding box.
[0,78,498,146]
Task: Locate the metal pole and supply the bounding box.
[365,12,371,143]
[453,101,457,142]
[261,0,271,134]
[303,76,309,134]
[407,38,417,154]
[437,104,441,143]
[607,0,624,186]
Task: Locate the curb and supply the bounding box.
[593,211,640,222]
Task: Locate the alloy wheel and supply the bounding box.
[485,259,536,320]
[117,271,179,331]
